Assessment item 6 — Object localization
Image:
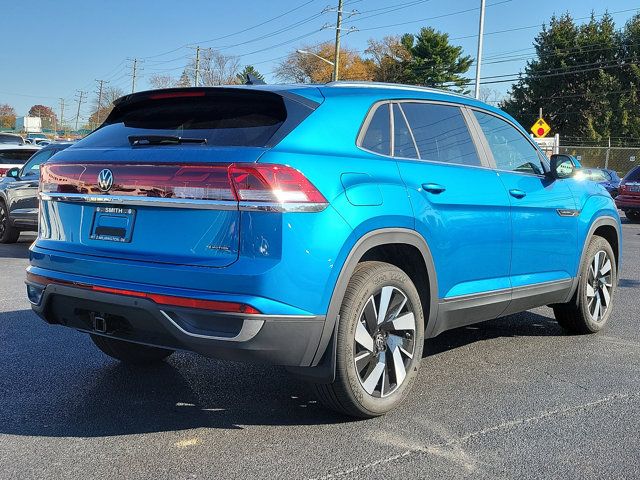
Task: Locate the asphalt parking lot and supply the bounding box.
[1,223,639,480]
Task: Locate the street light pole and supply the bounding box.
[474,0,486,99]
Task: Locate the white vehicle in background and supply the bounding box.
[0,133,25,145]
[0,144,41,176]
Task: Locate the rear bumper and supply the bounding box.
[28,281,325,367]
[615,194,640,210]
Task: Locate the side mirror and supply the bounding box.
[5,167,20,179]
[548,154,575,180]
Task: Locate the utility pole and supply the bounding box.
[474,0,486,99]
[95,79,109,126]
[605,136,611,169]
[74,90,86,132]
[128,58,142,93]
[333,0,343,81]
[195,46,201,87]
[59,98,65,136]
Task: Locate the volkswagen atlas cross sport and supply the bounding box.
[26,83,621,418]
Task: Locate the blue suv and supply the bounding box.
[27,83,621,417]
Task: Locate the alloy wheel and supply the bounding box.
[0,204,6,237]
[586,250,613,322]
[353,286,416,398]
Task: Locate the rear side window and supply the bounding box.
[361,103,391,155]
[393,104,418,159]
[625,166,640,182]
[76,90,315,148]
[0,150,37,164]
[400,103,481,166]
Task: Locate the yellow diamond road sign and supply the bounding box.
[531,117,551,138]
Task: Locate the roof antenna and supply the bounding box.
[245,74,265,85]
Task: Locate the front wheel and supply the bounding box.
[553,235,617,334]
[314,261,425,418]
[0,201,20,244]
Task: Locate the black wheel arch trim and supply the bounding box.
[286,227,438,383]
[562,215,620,304]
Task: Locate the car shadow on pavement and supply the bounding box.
[0,308,567,437]
[425,310,563,358]
[0,235,34,259]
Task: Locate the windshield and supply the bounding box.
[0,134,24,145]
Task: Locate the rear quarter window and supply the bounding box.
[359,103,391,156]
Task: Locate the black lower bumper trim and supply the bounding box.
[31,283,326,367]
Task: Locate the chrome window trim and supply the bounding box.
[40,192,328,213]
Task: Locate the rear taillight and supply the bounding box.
[40,162,327,210]
[41,163,235,201]
[228,164,327,204]
[619,183,627,194]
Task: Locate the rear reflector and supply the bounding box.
[26,272,261,314]
[41,162,327,206]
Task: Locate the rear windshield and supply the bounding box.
[76,90,314,148]
[0,149,36,164]
[0,134,23,145]
[625,166,640,182]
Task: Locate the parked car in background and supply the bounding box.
[0,142,72,242]
[615,165,640,222]
[0,144,40,176]
[0,133,25,145]
[26,84,621,417]
[26,133,47,141]
[578,168,621,197]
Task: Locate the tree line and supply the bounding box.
[1,11,639,144]
[501,12,640,146]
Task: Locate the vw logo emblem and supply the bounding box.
[97,169,114,192]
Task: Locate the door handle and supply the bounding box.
[422,183,446,194]
[509,189,527,199]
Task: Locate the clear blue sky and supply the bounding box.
[1,0,637,123]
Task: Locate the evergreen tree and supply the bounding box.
[400,28,473,92]
[236,65,265,84]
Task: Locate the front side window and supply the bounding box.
[361,103,391,155]
[400,103,481,167]
[473,111,544,175]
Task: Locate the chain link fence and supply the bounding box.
[559,146,640,177]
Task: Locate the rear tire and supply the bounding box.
[314,261,425,418]
[0,201,20,244]
[553,235,617,334]
[625,210,640,223]
[90,335,174,364]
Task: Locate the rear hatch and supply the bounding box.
[37,87,320,268]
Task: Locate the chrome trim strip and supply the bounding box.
[238,202,328,213]
[557,209,580,217]
[160,310,265,342]
[441,279,573,303]
[40,192,327,213]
